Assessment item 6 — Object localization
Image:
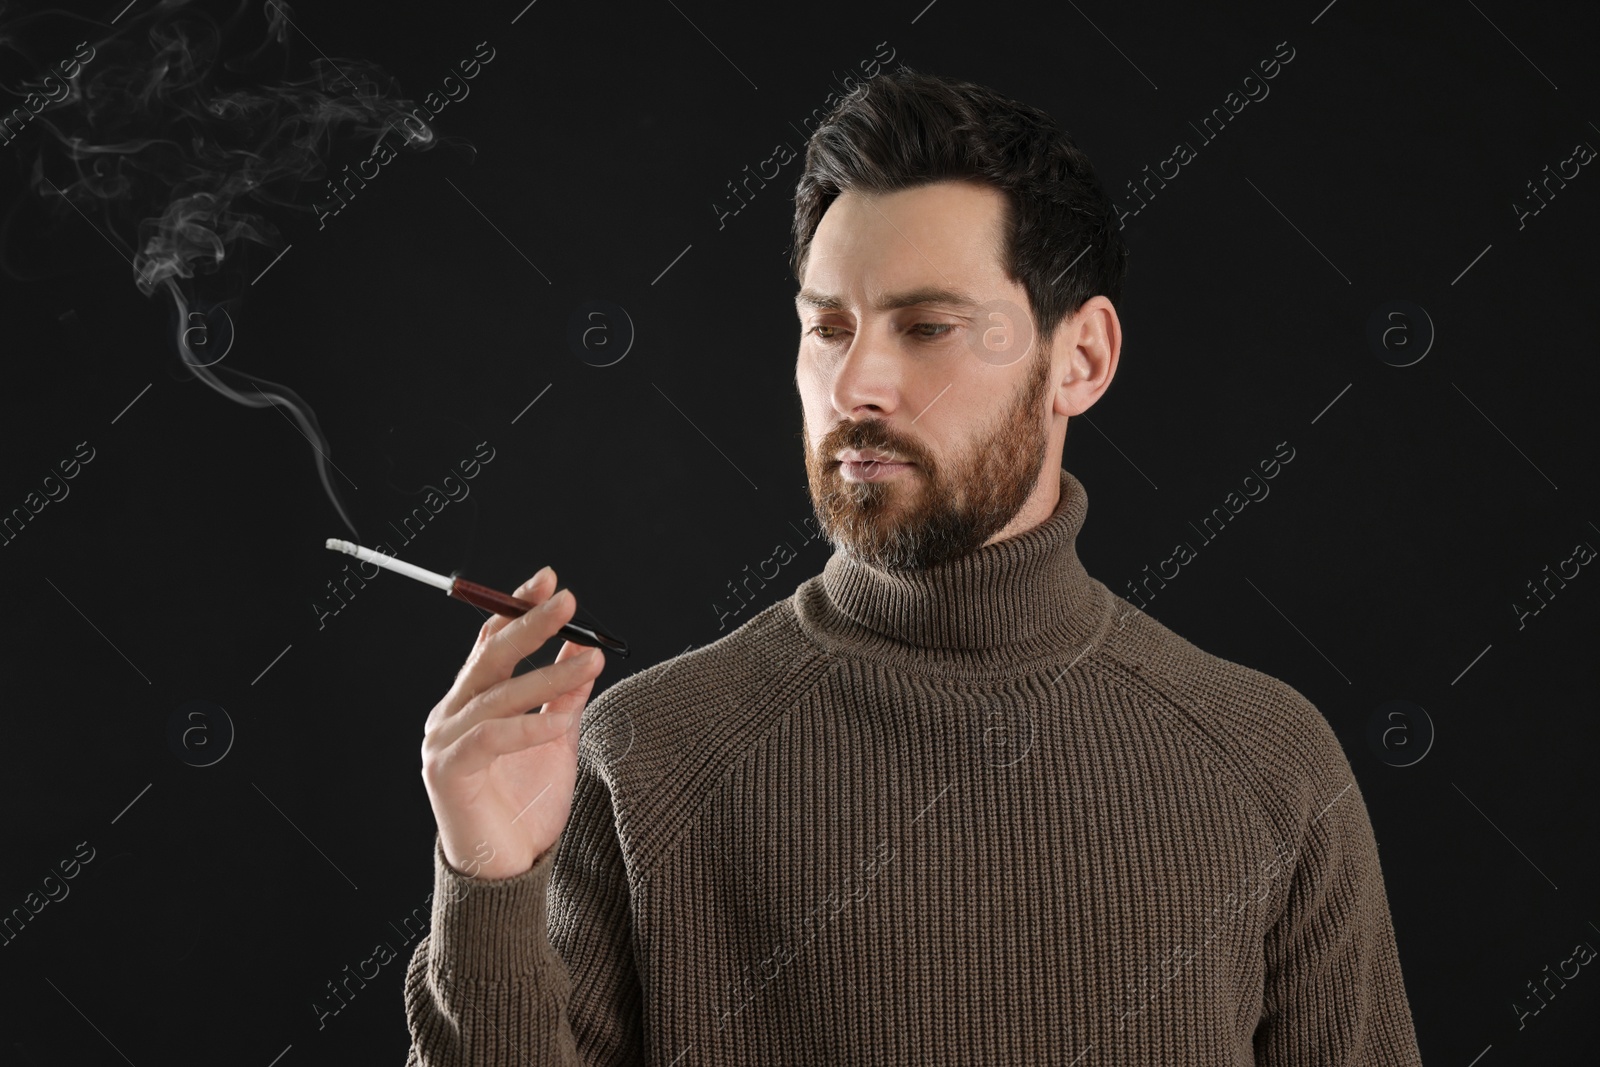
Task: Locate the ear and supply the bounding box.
[1053,296,1120,418]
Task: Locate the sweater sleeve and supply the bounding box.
[401,752,646,1066]
[1252,740,1423,1065]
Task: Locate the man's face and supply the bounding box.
[795,180,1059,571]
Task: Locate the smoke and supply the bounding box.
[1,0,446,539]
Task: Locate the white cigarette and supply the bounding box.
[325,538,452,592]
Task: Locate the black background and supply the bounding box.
[1,0,1596,1063]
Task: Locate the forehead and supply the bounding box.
[798,180,1009,306]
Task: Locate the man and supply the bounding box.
[405,67,1424,1065]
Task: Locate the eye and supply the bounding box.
[806,323,955,344]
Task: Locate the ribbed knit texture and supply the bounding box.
[403,467,1424,1065]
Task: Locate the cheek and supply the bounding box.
[794,358,824,414]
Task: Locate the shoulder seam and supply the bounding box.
[1089,637,1306,846]
[616,606,837,885]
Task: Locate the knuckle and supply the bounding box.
[471,683,511,720]
[484,626,518,654]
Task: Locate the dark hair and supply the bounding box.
[789,67,1129,344]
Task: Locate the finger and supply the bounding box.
[541,642,603,717]
[451,583,577,707]
[474,566,556,647]
[434,569,563,731]
[469,584,581,683]
[433,646,602,750]
[426,704,584,784]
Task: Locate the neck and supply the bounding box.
[983,463,1064,548]
[792,467,1115,680]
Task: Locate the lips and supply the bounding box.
[837,457,913,482]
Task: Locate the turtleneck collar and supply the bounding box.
[791,467,1116,680]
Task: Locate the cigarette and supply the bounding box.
[324,539,629,658]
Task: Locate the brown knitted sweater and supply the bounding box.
[403,467,1424,1065]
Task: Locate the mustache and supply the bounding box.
[822,425,922,464]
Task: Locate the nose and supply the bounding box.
[827,318,903,419]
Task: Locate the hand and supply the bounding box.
[420,566,607,881]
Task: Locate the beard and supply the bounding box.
[802,341,1054,572]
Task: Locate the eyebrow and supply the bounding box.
[795,286,983,313]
